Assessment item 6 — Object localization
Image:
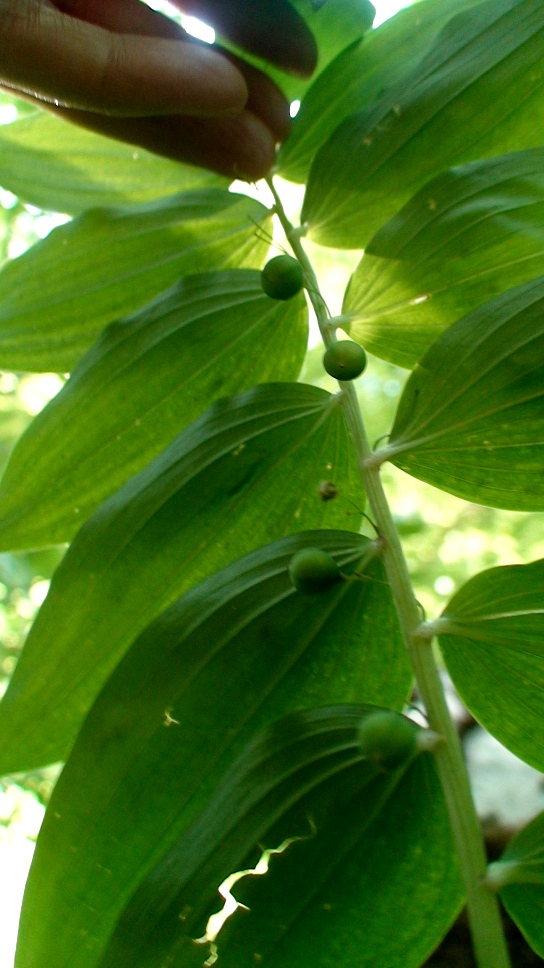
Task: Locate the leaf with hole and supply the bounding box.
[0,383,363,774]
[384,277,544,510]
[303,0,544,247]
[98,707,462,968]
[0,269,308,550]
[0,189,270,372]
[344,149,544,368]
[14,533,411,968]
[438,558,544,769]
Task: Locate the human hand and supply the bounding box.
[0,0,317,179]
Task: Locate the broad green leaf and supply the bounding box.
[344,149,544,368]
[0,270,308,550]
[0,383,363,774]
[384,277,544,511]
[438,559,544,770]
[289,0,375,87]
[492,811,544,886]
[303,0,544,248]
[0,112,224,215]
[0,189,270,372]
[226,0,375,103]
[99,710,461,968]
[278,0,481,184]
[15,536,410,968]
[488,812,544,957]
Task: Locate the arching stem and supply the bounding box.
[267,176,511,968]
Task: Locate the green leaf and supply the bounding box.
[14,534,411,968]
[0,189,270,372]
[494,811,544,886]
[303,0,544,247]
[99,711,461,968]
[278,0,481,184]
[289,0,375,83]
[384,277,544,511]
[0,384,363,774]
[226,0,375,103]
[0,270,308,550]
[0,112,224,215]
[344,149,544,369]
[489,811,544,957]
[438,558,544,770]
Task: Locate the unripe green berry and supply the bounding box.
[288,548,342,595]
[261,255,304,300]
[357,710,418,770]
[323,341,367,381]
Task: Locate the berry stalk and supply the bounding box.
[267,176,511,968]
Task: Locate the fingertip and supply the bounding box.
[233,58,291,141]
[234,112,278,180]
[206,111,278,180]
[51,108,278,182]
[265,96,291,143]
[285,29,318,78]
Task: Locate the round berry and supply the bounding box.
[288,548,342,595]
[357,710,418,770]
[261,255,304,301]
[323,341,367,381]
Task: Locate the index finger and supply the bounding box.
[0,1,248,116]
[173,0,318,77]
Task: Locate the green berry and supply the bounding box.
[288,548,342,595]
[261,255,304,300]
[323,341,367,381]
[357,711,418,770]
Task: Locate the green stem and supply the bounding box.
[343,395,511,968]
[268,177,511,968]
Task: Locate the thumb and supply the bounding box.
[0,1,248,116]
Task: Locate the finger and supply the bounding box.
[53,0,291,137]
[171,0,318,76]
[225,55,291,143]
[49,106,278,180]
[0,0,248,116]
[53,0,292,140]
[50,0,187,39]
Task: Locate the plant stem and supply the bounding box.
[342,394,511,968]
[267,177,511,968]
